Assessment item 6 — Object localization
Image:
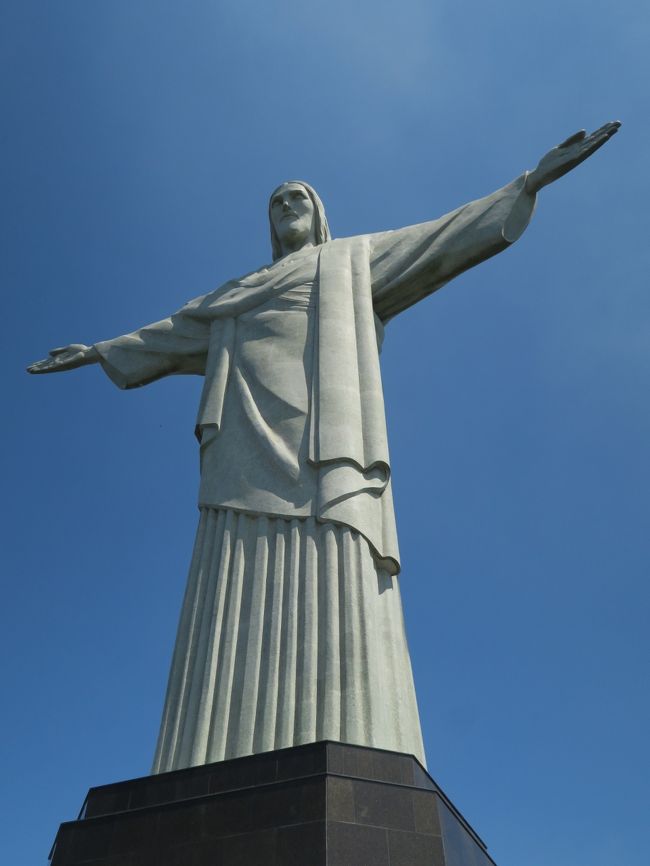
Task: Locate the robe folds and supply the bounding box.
[95,175,536,770]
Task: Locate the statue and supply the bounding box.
[28,123,620,774]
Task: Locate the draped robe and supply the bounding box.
[94,176,536,771]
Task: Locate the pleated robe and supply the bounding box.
[94,174,537,771]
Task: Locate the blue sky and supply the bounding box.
[2,2,648,864]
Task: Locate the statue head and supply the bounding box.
[269,180,331,261]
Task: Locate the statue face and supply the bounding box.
[270,183,316,253]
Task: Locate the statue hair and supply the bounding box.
[269,181,331,261]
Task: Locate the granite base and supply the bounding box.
[50,741,497,866]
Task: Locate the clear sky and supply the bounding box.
[2,2,648,864]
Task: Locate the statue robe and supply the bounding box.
[95,175,536,771]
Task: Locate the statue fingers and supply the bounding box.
[590,120,621,138]
[575,122,621,157]
[27,358,55,373]
[30,351,80,371]
[579,127,619,159]
[585,123,620,146]
[603,121,622,140]
[558,129,587,149]
[581,135,611,160]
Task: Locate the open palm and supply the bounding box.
[527,121,621,194]
[27,344,98,374]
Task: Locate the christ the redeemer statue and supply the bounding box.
[29,123,620,773]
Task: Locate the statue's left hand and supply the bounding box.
[526,121,621,195]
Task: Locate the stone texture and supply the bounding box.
[50,742,498,866]
[152,510,426,772]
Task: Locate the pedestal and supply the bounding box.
[50,741,498,865]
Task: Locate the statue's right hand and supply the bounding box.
[27,344,99,374]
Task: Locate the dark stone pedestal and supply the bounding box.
[50,741,497,865]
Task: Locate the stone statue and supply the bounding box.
[28,123,620,773]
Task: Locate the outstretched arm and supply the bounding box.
[27,308,211,389]
[370,173,537,321]
[371,121,621,322]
